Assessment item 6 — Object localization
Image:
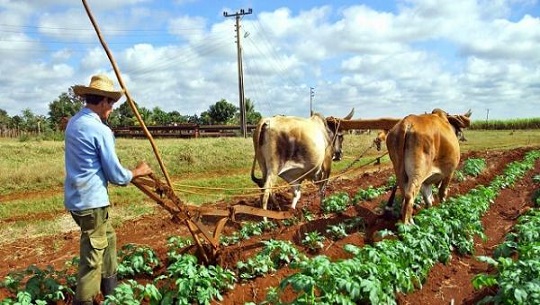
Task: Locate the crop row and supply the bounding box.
[472,174,540,304]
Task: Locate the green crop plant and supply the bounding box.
[454,158,487,181]
[321,192,351,214]
[160,254,235,305]
[103,279,162,305]
[473,209,540,305]
[353,185,387,202]
[166,236,193,263]
[237,239,306,279]
[0,264,75,305]
[302,231,326,252]
[326,223,348,240]
[117,243,161,278]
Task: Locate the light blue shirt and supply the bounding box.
[64,107,133,211]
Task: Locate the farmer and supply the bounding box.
[64,74,153,305]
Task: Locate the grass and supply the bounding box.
[1,129,539,245]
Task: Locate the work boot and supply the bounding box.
[100,274,118,297]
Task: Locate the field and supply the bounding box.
[1,130,540,304]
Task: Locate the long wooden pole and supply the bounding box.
[81,0,173,188]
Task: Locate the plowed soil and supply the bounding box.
[1,146,539,305]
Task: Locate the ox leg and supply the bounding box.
[420,183,434,208]
[261,176,276,220]
[402,180,419,225]
[317,181,328,207]
[438,176,452,203]
[384,185,398,218]
[402,193,415,225]
[290,184,302,209]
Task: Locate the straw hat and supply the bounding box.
[73,74,124,102]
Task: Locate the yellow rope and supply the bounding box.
[171,151,389,196]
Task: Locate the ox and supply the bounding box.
[250,109,354,212]
[385,108,472,225]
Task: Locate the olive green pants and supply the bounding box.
[70,206,117,302]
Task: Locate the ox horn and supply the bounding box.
[343,108,354,120]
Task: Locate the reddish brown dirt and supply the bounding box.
[1,146,539,305]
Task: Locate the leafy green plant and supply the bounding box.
[166,236,193,263]
[344,217,365,232]
[473,208,540,305]
[237,240,306,279]
[0,264,75,305]
[387,175,397,187]
[326,223,348,240]
[454,158,487,181]
[461,158,487,177]
[353,185,386,202]
[301,207,316,221]
[117,243,161,278]
[321,192,351,214]
[103,279,162,305]
[162,254,235,304]
[533,174,540,183]
[220,220,277,246]
[302,231,326,252]
[282,216,300,226]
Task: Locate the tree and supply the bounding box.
[168,111,188,125]
[187,114,201,124]
[198,111,212,125]
[48,90,84,130]
[244,98,262,124]
[151,106,169,126]
[207,99,237,125]
[10,115,22,129]
[0,109,10,129]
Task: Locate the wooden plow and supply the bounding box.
[82,0,405,264]
[131,174,293,264]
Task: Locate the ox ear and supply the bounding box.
[342,108,354,120]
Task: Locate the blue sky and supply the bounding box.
[1,0,539,120]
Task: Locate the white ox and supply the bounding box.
[250,110,354,211]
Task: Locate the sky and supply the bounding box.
[1,0,539,121]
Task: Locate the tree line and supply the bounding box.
[0,89,262,135]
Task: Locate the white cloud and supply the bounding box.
[0,0,538,120]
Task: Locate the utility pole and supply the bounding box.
[309,87,315,116]
[223,8,252,138]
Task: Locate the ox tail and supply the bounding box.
[251,157,264,188]
[385,123,410,211]
[250,120,267,188]
[398,124,411,186]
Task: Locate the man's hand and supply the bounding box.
[131,161,153,178]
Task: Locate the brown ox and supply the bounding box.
[250,109,354,211]
[385,108,472,224]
